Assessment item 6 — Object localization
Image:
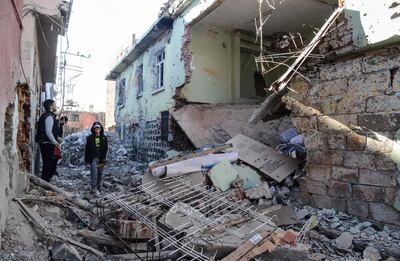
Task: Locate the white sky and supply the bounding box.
[62,0,166,112]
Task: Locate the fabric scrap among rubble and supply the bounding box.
[209,160,239,192]
[234,165,262,190]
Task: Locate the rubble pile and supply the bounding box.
[3,131,399,261]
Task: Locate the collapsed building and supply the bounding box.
[0,0,71,245]
[107,0,400,226]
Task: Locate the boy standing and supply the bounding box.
[85,122,108,195]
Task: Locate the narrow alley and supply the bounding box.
[1,0,400,260]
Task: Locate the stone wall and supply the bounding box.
[285,47,400,225]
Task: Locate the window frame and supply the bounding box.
[153,49,165,93]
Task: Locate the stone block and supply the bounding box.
[363,50,400,73]
[375,154,398,171]
[318,114,358,132]
[329,181,352,199]
[394,69,400,92]
[290,189,311,205]
[347,200,369,218]
[369,203,400,226]
[326,133,346,150]
[336,95,367,114]
[307,149,344,166]
[332,166,359,183]
[298,177,329,195]
[320,58,362,81]
[343,151,375,169]
[291,116,318,133]
[359,113,400,132]
[287,80,309,101]
[352,185,385,202]
[367,95,400,113]
[309,96,339,115]
[346,132,367,151]
[359,169,397,188]
[312,78,348,97]
[385,188,398,205]
[303,132,326,151]
[347,71,390,94]
[310,194,347,213]
[306,164,331,181]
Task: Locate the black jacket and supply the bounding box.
[36,112,58,143]
[85,122,108,164]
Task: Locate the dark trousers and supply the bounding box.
[39,143,57,182]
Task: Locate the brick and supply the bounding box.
[359,169,397,187]
[307,149,344,166]
[369,203,400,226]
[329,181,352,199]
[365,137,394,154]
[299,178,329,195]
[347,71,390,94]
[346,132,366,151]
[320,58,362,81]
[313,78,348,97]
[332,166,359,183]
[327,133,346,150]
[343,151,375,169]
[306,164,331,181]
[367,95,400,113]
[353,185,385,202]
[375,154,398,171]
[310,194,347,213]
[291,116,318,133]
[303,132,326,151]
[347,200,369,219]
[318,114,358,132]
[358,113,400,132]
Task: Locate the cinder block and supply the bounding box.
[306,164,331,181]
[369,203,400,226]
[329,181,352,199]
[343,151,375,169]
[352,185,385,202]
[332,166,359,183]
[347,200,369,218]
[359,169,397,188]
[298,177,329,195]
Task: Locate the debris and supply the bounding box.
[51,242,82,261]
[394,191,400,211]
[262,205,299,226]
[165,150,180,158]
[363,246,382,261]
[209,160,239,191]
[43,206,62,220]
[335,232,353,250]
[235,165,262,190]
[296,209,309,220]
[76,229,125,248]
[227,134,299,182]
[245,183,272,199]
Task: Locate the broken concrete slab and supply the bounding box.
[51,242,82,261]
[363,246,382,261]
[296,209,309,220]
[151,152,238,177]
[245,183,272,199]
[234,165,262,190]
[262,205,299,226]
[171,104,294,148]
[335,232,353,250]
[227,134,299,182]
[209,160,238,192]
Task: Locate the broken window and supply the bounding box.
[136,64,143,97]
[154,49,165,92]
[117,78,126,106]
[160,111,169,142]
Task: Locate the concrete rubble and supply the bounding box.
[2,131,400,261]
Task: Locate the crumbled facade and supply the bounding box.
[0,0,71,245]
[63,111,106,135]
[284,1,400,225]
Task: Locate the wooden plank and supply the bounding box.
[149,144,232,170]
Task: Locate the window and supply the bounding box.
[154,49,165,92]
[136,64,143,97]
[117,78,126,106]
[72,114,79,121]
[160,111,169,142]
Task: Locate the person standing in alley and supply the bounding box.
[85,122,108,195]
[36,99,60,182]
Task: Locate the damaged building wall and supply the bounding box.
[284,5,400,225]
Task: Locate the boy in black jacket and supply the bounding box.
[85,122,108,195]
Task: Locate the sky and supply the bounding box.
[60,0,166,112]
